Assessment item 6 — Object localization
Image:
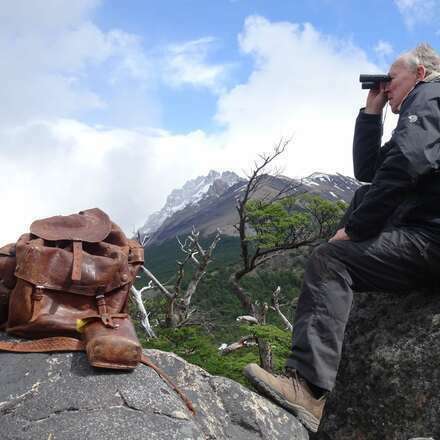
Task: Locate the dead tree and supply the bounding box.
[218,335,257,355]
[141,227,221,328]
[228,139,344,372]
[129,233,157,338]
[131,284,157,338]
[220,286,293,364]
[271,286,293,332]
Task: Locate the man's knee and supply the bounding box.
[306,242,352,278]
[310,242,341,261]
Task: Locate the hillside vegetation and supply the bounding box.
[137,232,311,385]
[136,148,348,383]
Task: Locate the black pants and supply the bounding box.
[286,185,440,391]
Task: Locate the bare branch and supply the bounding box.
[218,335,257,355]
[130,286,156,338]
[176,235,191,253]
[190,251,200,266]
[233,138,293,286]
[236,315,259,325]
[138,280,154,295]
[176,307,197,328]
[174,252,192,297]
[260,179,304,205]
[182,230,221,307]
[136,231,150,247]
[140,266,174,299]
[271,286,293,332]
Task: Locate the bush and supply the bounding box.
[141,324,292,385]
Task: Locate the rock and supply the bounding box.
[0,336,308,440]
[314,290,440,440]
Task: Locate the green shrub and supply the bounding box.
[141,324,292,385]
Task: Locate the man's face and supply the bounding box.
[385,59,419,114]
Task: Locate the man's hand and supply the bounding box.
[365,82,388,114]
[328,227,351,242]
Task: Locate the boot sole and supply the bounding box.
[244,369,319,433]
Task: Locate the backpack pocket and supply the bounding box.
[6,279,131,339]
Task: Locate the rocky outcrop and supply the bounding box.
[0,337,308,440]
[314,290,440,440]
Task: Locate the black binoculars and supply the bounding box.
[359,74,391,89]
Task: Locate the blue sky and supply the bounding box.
[0,0,439,243]
[89,0,439,132]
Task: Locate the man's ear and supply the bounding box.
[417,64,426,81]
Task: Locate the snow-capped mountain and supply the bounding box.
[139,170,243,237]
[139,171,361,246]
[301,172,360,200]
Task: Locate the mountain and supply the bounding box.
[140,171,360,246]
[139,170,243,237]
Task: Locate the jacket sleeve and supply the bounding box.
[352,110,384,182]
[345,143,418,241]
[345,83,440,241]
[391,89,440,176]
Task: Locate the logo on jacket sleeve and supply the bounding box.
[408,114,418,123]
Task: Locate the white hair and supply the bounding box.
[400,43,440,76]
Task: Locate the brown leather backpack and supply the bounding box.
[0,208,194,413]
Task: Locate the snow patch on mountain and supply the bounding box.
[139,170,243,236]
[302,172,359,192]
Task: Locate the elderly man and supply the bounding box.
[244,43,440,433]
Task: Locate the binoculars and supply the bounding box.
[359,74,391,89]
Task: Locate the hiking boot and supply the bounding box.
[243,363,326,433]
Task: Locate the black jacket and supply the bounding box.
[345,79,440,241]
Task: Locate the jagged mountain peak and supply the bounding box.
[139,170,243,236]
[139,170,360,245]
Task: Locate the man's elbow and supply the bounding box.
[353,168,373,183]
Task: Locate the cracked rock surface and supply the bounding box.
[0,335,308,440]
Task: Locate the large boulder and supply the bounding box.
[0,336,308,440]
[314,290,440,440]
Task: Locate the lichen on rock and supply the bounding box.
[0,338,308,440]
[314,290,440,440]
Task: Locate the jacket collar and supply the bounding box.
[423,71,440,83]
[397,72,440,112]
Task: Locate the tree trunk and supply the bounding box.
[165,298,179,328]
[258,338,273,372]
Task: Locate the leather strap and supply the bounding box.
[0,337,84,352]
[141,353,196,415]
[72,241,83,282]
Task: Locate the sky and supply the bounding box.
[1,0,440,245]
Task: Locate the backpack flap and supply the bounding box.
[30,208,113,284]
[30,208,112,243]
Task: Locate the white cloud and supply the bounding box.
[374,40,394,58]
[0,1,162,244]
[0,1,151,127]
[394,0,438,28]
[0,12,399,246]
[163,37,230,92]
[0,0,101,34]
[374,40,395,70]
[0,119,219,244]
[214,16,395,178]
